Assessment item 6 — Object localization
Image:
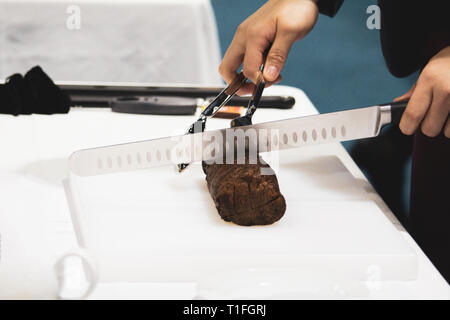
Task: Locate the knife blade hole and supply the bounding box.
[312,129,317,141]
[107,157,113,168]
[292,132,298,143]
[146,152,152,162]
[127,154,132,165]
[166,149,171,160]
[156,150,162,161]
[117,156,122,167]
[302,131,307,142]
[332,127,337,138]
[283,134,288,145]
[341,126,346,137]
[136,153,142,164]
[322,128,327,139]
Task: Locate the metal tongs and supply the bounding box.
[178,61,268,172]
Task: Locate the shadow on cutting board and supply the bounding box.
[17,158,68,186]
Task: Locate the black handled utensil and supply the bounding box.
[109,94,296,116]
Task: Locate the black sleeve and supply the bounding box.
[316,0,344,17]
[379,0,450,78]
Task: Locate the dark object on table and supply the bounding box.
[110,95,295,116]
[1,66,295,115]
[202,155,286,226]
[111,96,198,115]
[0,66,71,115]
[89,93,295,111]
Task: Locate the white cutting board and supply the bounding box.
[67,146,417,283]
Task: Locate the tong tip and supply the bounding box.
[177,163,189,173]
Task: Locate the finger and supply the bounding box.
[242,37,266,84]
[236,82,255,96]
[445,118,450,138]
[394,83,416,102]
[264,75,282,89]
[237,75,282,96]
[421,91,450,137]
[263,26,297,82]
[399,81,433,135]
[219,37,246,84]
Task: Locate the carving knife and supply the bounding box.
[69,100,408,177]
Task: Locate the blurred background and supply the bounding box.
[0,0,417,224]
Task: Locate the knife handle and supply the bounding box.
[111,96,197,115]
[380,99,409,126]
[227,95,295,109]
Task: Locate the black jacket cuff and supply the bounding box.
[316,0,344,17]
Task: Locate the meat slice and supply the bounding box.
[202,155,286,226]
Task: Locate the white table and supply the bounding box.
[0,85,448,299]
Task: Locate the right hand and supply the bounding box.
[219,0,319,95]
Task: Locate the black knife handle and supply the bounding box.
[111,96,197,115]
[110,95,296,115]
[227,95,295,109]
[380,99,409,126]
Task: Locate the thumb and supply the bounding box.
[394,82,416,102]
[263,29,296,82]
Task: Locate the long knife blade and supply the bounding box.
[69,105,395,177]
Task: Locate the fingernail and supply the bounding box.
[264,66,278,81]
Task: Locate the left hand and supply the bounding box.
[395,46,450,138]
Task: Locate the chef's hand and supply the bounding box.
[219,0,319,95]
[395,46,450,138]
